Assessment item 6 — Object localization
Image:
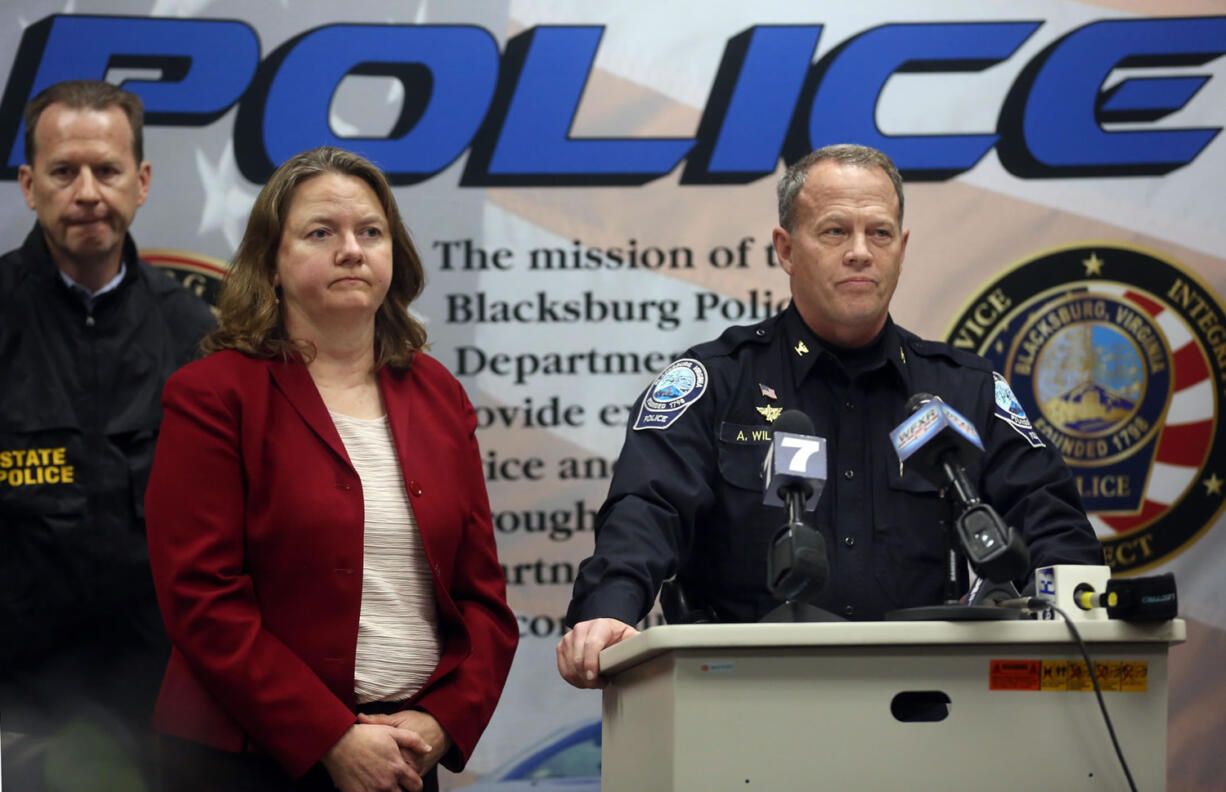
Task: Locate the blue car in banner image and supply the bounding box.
[464,718,602,791]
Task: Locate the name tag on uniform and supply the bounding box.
[719,422,773,444]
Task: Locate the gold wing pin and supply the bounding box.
[756,405,783,423]
[794,340,809,356]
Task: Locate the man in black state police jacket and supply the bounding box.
[0,80,215,789]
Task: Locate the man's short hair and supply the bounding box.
[24,80,145,165]
[776,144,905,230]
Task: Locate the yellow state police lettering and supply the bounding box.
[0,447,75,487]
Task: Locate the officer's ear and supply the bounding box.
[18,165,36,211]
[772,226,794,276]
[135,160,151,208]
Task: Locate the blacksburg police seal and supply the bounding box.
[946,244,1225,574]
[634,358,708,431]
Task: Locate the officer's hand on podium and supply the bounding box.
[556,618,639,689]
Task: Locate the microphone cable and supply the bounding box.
[999,598,1137,792]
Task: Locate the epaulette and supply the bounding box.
[898,326,993,372]
[689,313,780,362]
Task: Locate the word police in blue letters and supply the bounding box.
[2,15,1222,183]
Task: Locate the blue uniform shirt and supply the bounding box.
[567,305,1103,625]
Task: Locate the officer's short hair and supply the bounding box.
[24,80,145,166]
[777,144,904,230]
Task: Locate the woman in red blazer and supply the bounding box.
[145,147,517,792]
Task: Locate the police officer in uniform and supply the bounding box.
[557,144,1102,688]
[0,80,215,788]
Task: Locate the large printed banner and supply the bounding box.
[2,1,1224,788]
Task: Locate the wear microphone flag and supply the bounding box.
[890,397,983,475]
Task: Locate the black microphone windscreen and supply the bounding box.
[905,392,937,415]
[1106,573,1178,621]
[768,523,829,604]
[773,409,815,436]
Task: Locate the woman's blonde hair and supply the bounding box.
[202,146,426,369]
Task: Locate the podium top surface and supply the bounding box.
[600,619,1186,676]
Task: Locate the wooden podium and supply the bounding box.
[599,620,1185,791]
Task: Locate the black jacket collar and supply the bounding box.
[782,304,909,388]
[20,223,142,303]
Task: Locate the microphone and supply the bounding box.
[889,394,1030,583]
[1106,573,1178,621]
[1000,574,1178,623]
[762,410,829,604]
[762,410,826,512]
[890,392,983,494]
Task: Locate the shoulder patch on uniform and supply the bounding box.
[993,372,1045,448]
[633,359,708,431]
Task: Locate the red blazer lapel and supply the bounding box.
[380,366,449,595]
[268,358,352,467]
